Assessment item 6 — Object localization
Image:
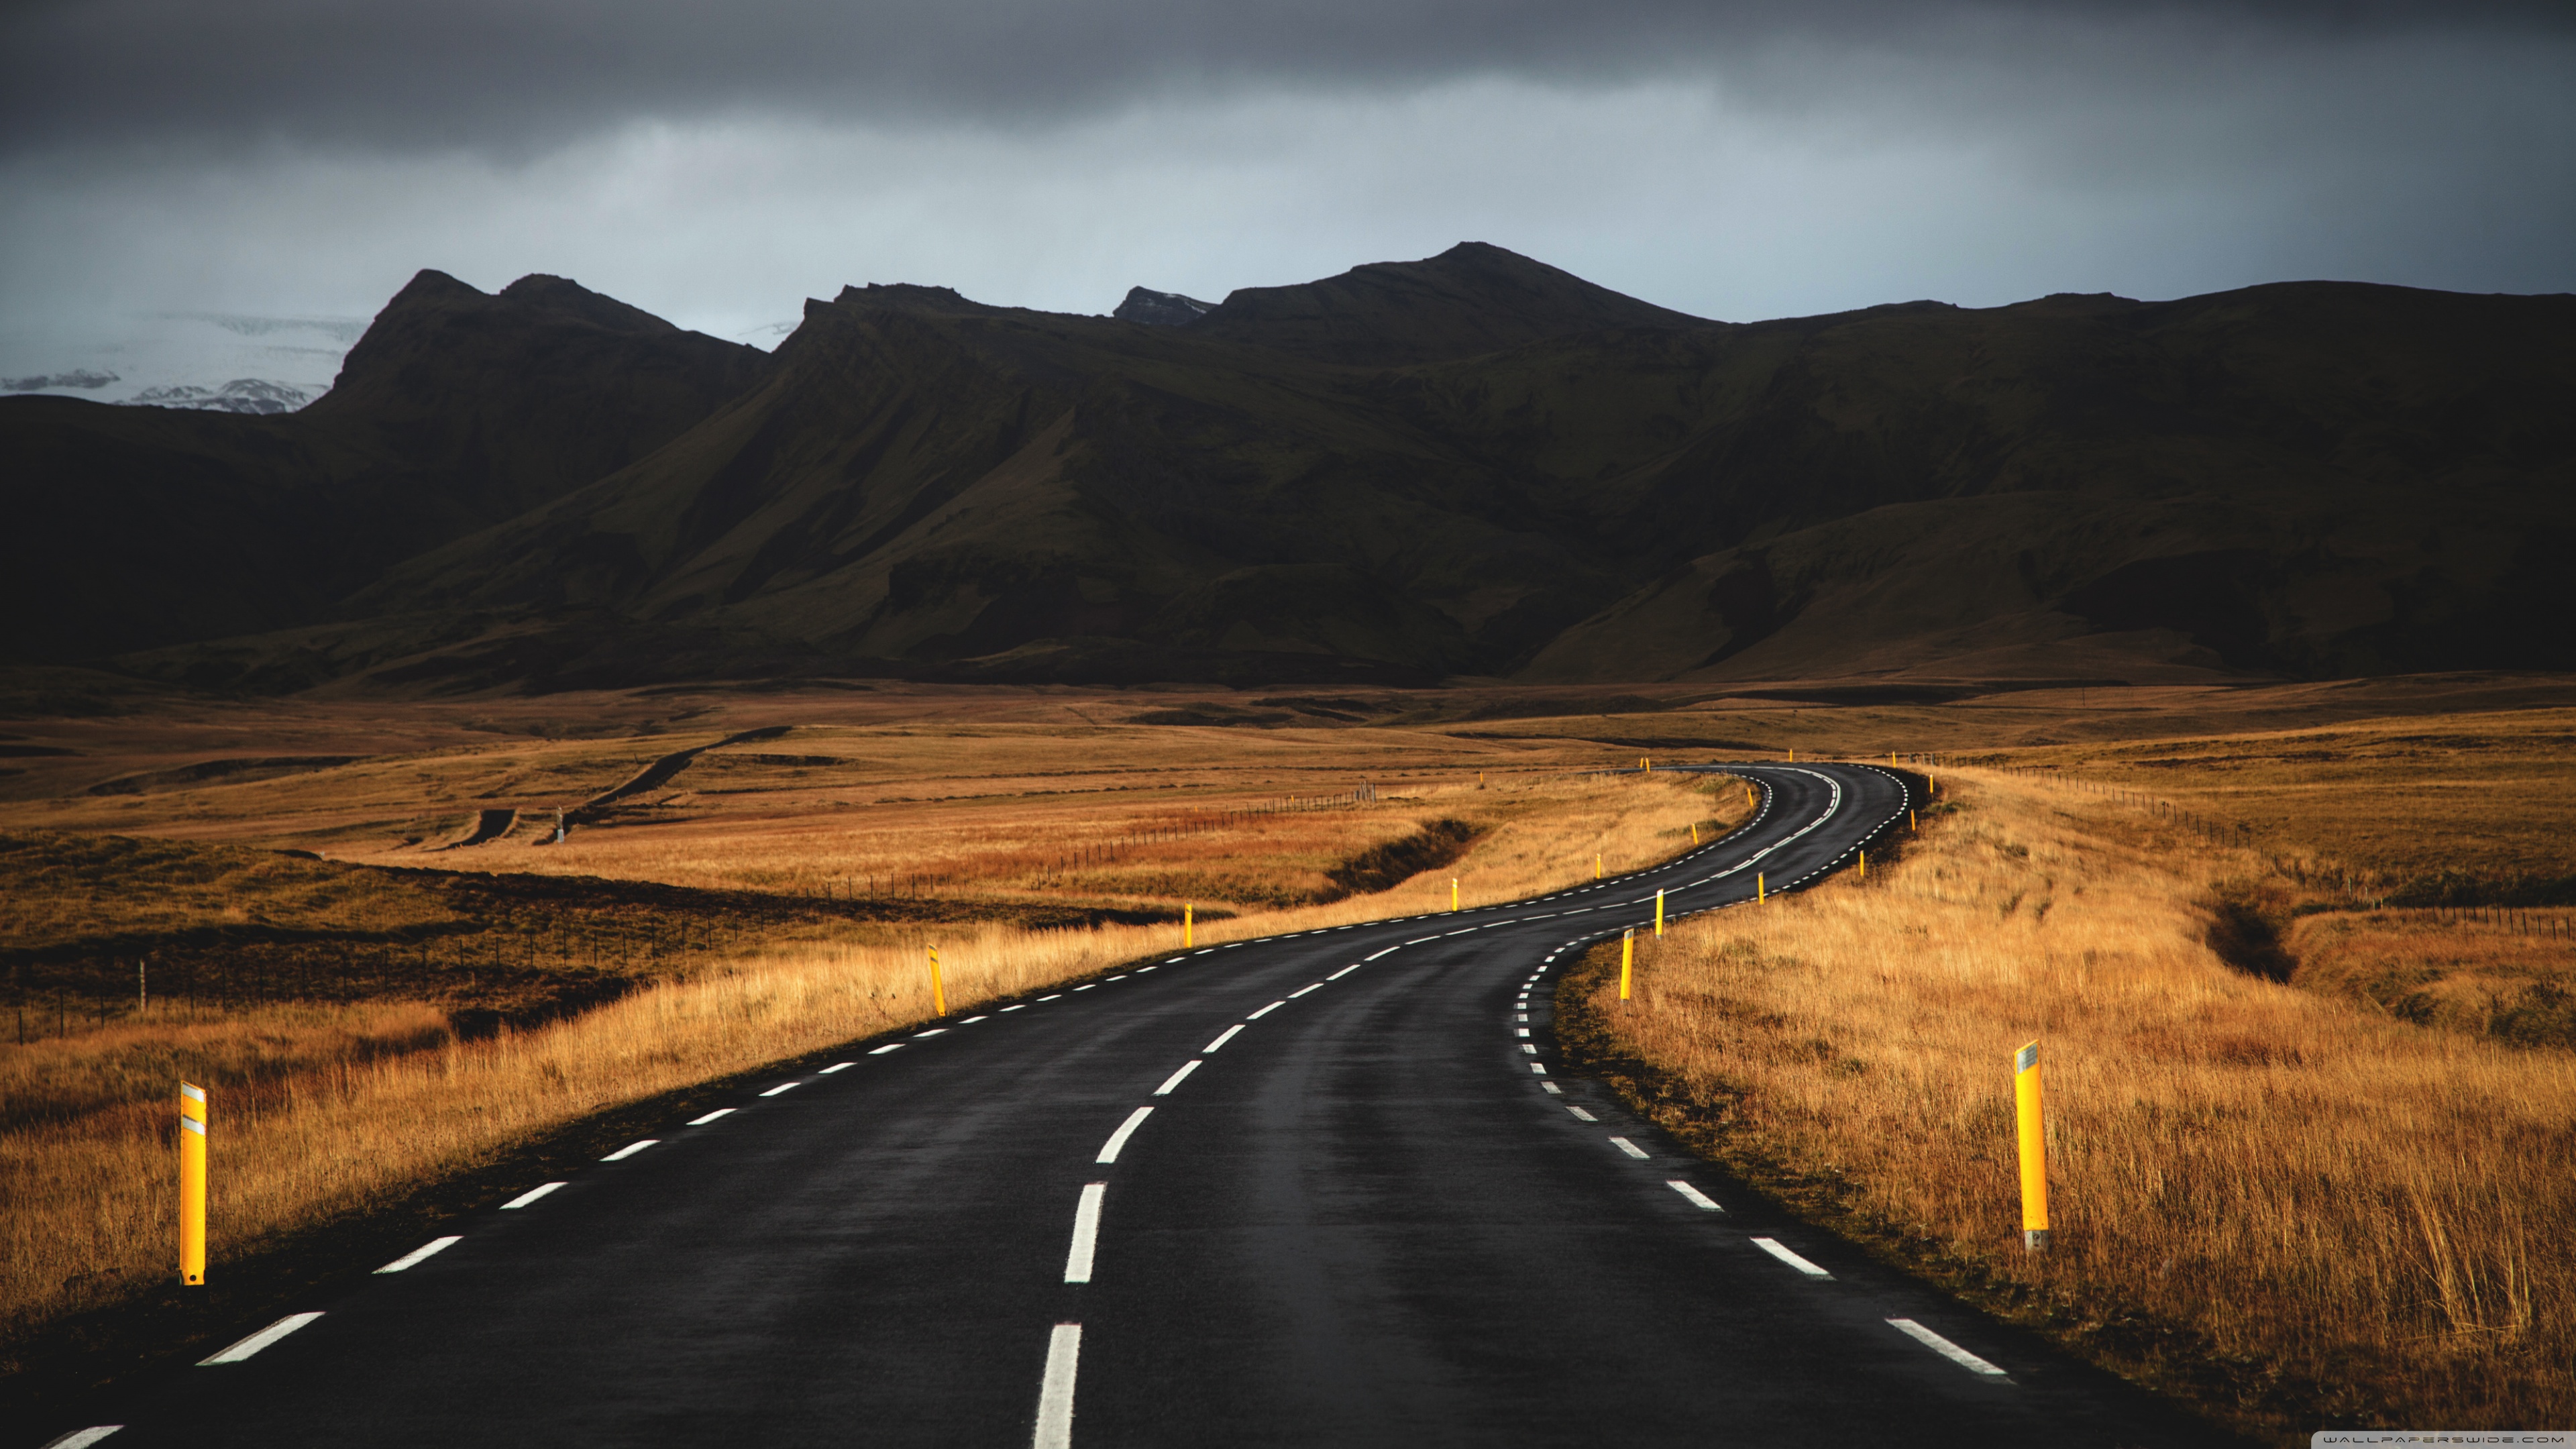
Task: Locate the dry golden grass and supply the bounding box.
[1,767,1737,1348]
[2288,909,2576,1049]
[1581,769,2576,1438]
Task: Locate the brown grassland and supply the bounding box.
[0,687,1739,1362]
[1566,758,2576,1441]
[5,668,2574,1435]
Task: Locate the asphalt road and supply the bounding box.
[44,763,2220,1448]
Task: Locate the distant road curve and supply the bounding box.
[56,761,2231,1448]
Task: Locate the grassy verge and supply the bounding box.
[1560,769,2575,1442]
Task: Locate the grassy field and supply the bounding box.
[0,722,1741,1350]
[1566,767,2576,1440]
[6,667,2574,1430]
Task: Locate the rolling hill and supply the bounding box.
[5,244,2570,691]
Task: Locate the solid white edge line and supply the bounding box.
[1152,1060,1203,1095]
[1888,1318,2012,1378]
[760,1082,800,1096]
[600,1139,659,1161]
[1364,946,1399,960]
[1063,1183,1107,1283]
[39,1428,123,1449]
[1610,1136,1649,1159]
[1287,981,1323,998]
[198,1311,323,1365]
[1096,1106,1155,1164]
[1326,963,1360,979]
[1203,1024,1245,1053]
[689,1108,736,1125]
[1245,1001,1285,1020]
[1752,1237,1834,1279]
[373,1236,463,1273]
[1667,1181,1723,1212]
[1034,1322,1082,1449]
[500,1181,566,1210]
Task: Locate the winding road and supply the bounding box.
[44,763,2222,1448]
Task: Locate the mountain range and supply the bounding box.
[6,244,2571,692]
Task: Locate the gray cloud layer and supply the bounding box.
[5,0,2570,154]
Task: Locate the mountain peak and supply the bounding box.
[1115,286,1216,327]
[1187,241,1710,364]
[497,274,680,334]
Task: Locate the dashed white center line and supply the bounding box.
[1752,1238,1834,1279]
[500,1182,566,1210]
[688,1108,736,1125]
[1095,1107,1155,1164]
[1245,1001,1285,1020]
[962,1016,989,1024]
[600,1139,658,1161]
[1063,1183,1107,1283]
[1404,936,1439,945]
[1194,949,1215,955]
[760,1081,801,1096]
[1667,1181,1723,1212]
[1073,984,1096,991]
[1001,1004,1027,1012]
[1529,1063,1548,1075]
[870,1044,905,1055]
[1152,1060,1203,1095]
[1609,1136,1649,1159]
[1034,1323,1082,1449]
[818,1062,855,1073]
[199,1312,323,1365]
[1540,1081,1562,1094]
[1521,1043,1538,1054]
[1364,945,1400,960]
[1887,1318,2011,1377]
[1515,1028,1531,1037]
[1287,981,1324,998]
[1203,1024,1246,1053]
[1515,1014,1529,1022]
[1038,994,1063,1001]
[1326,963,1361,980]
[38,1427,121,1448]
[1566,1106,1598,1122]
[1107,974,1127,980]
[374,1236,462,1273]
[1137,966,1158,973]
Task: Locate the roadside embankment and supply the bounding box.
[1561,769,2576,1442]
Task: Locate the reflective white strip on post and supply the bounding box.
[179,1116,205,1136]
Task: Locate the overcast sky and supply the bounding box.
[3,0,2571,347]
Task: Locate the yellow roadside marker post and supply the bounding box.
[180,1081,207,1285]
[1859,851,1866,879]
[1788,748,1795,762]
[928,947,947,1016]
[1183,904,1193,949]
[1595,853,1603,880]
[1911,810,1917,833]
[1655,890,1665,936]
[2016,1041,2050,1252]
[1757,873,1766,902]
[1619,929,1634,1002]
[1451,878,1460,912]
[1690,823,1699,845]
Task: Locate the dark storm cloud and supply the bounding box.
[2,0,2568,156]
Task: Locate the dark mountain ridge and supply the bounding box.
[5,246,2571,692]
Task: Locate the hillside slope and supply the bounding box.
[8,248,2571,690]
[0,273,767,664]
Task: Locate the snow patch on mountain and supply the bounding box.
[0,311,363,412]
